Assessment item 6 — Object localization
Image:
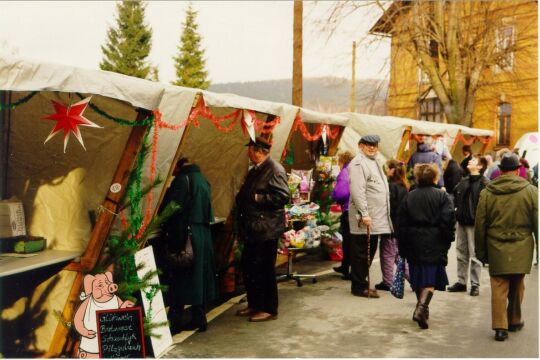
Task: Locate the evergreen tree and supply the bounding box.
[100,0,152,79]
[172,3,210,89]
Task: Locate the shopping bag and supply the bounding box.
[390,256,405,299]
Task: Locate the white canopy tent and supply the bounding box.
[0,55,494,356]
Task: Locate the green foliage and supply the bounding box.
[92,126,181,343]
[316,210,341,235]
[100,0,153,79]
[172,3,210,89]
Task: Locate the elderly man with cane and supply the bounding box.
[348,135,393,298]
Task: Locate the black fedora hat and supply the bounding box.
[498,153,521,171]
[245,136,273,150]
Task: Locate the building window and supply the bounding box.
[417,66,429,84]
[497,102,512,146]
[419,97,444,123]
[429,39,439,61]
[495,25,515,72]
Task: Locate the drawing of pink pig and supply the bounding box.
[73,272,134,358]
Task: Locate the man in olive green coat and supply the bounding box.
[475,153,538,342]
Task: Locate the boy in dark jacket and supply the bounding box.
[447,155,488,296]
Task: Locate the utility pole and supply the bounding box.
[292,0,303,106]
[350,41,356,112]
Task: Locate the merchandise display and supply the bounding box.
[288,169,315,204]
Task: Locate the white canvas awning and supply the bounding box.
[0,54,496,355]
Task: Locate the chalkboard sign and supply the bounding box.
[96,307,146,358]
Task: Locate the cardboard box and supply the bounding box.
[0,199,27,238]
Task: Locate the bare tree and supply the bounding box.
[321,0,537,127]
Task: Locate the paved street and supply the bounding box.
[164,243,538,358]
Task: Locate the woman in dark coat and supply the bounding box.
[159,158,217,333]
[398,163,456,329]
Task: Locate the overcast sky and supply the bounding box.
[0,1,389,84]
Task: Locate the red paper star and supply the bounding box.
[43,96,101,152]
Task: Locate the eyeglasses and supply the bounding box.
[363,143,378,149]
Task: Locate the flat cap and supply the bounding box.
[359,134,381,145]
[245,136,273,150]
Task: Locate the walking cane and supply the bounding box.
[366,224,371,299]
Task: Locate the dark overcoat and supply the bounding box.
[397,184,456,265]
[160,164,217,306]
[235,157,290,242]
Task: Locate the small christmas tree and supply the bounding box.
[172,3,210,89]
[100,0,153,80]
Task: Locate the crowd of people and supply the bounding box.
[156,133,537,344]
[332,135,537,341]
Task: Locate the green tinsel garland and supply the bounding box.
[0,91,39,112]
[116,125,152,286]
[75,92,154,127]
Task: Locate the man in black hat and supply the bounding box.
[235,136,290,322]
[475,153,538,341]
[348,134,393,298]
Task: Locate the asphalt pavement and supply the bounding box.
[163,242,538,358]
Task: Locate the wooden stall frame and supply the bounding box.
[479,136,493,155]
[327,125,346,157]
[45,109,151,358]
[279,114,297,164]
[396,127,412,162]
[450,129,462,156]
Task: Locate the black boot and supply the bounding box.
[412,288,433,329]
[168,305,184,334]
[413,290,428,319]
[181,304,208,332]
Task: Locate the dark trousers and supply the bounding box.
[241,238,279,314]
[350,233,389,292]
[340,211,351,271]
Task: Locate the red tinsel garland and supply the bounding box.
[133,104,281,237]
[410,132,492,147]
[292,113,340,141]
[455,133,492,145]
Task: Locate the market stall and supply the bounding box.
[0,55,316,357]
[0,54,495,358]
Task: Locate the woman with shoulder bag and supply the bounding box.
[158,156,217,333]
[398,163,456,329]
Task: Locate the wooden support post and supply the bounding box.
[45,109,151,358]
[260,114,277,142]
[280,112,298,169]
[450,129,462,158]
[396,127,412,162]
[479,137,492,155]
[327,126,345,157]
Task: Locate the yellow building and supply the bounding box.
[371,1,538,149]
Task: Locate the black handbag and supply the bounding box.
[164,175,194,268]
